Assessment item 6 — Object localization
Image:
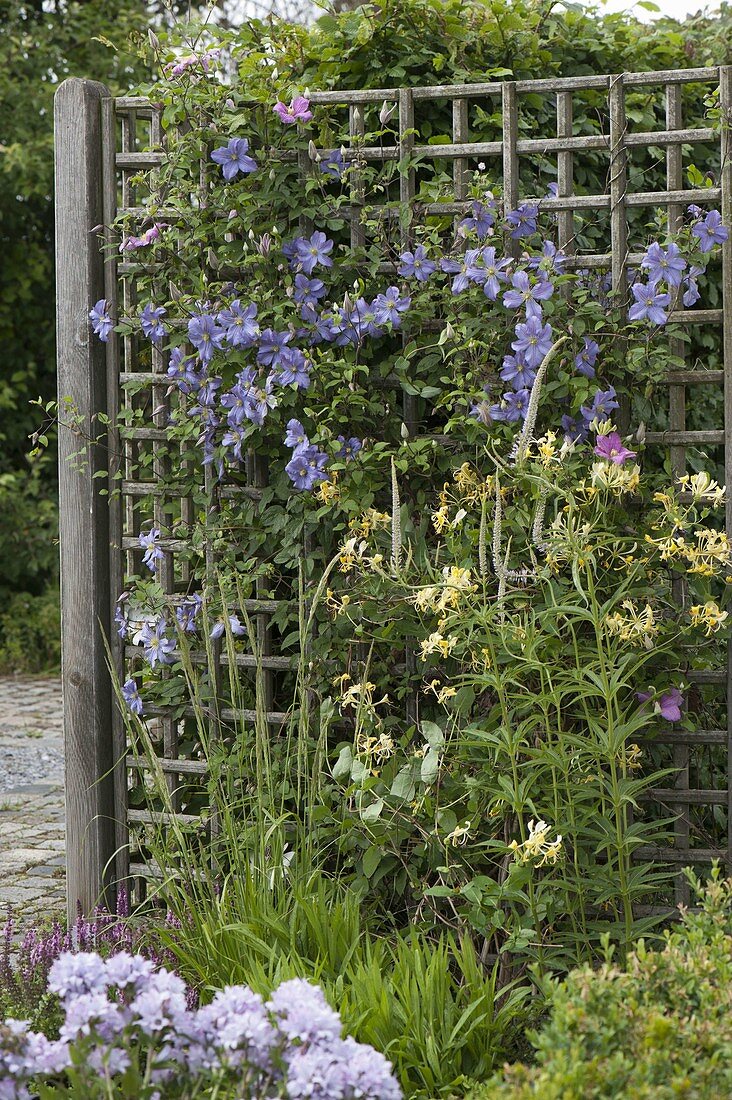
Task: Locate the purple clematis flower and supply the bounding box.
[640,242,686,288]
[691,209,728,253]
[218,300,259,348]
[271,347,311,389]
[273,96,313,124]
[89,299,113,342]
[136,619,176,669]
[581,386,619,424]
[628,283,671,326]
[293,275,326,307]
[210,614,246,640]
[593,432,637,465]
[285,444,329,491]
[505,202,539,239]
[188,314,226,364]
[372,287,411,327]
[440,249,485,294]
[562,413,589,443]
[319,149,345,178]
[257,329,292,368]
[397,245,436,282]
[500,353,536,391]
[502,270,553,311]
[459,200,495,239]
[481,247,511,301]
[175,594,202,634]
[574,337,599,378]
[511,315,553,368]
[285,419,309,450]
[210,137,257,180]
[139,528,163,572]
[336,436,362,461]
[638,687,684,723]
[167,348,201,394]
[140,304,167,345]
[292,231,334,275]
[122,679,144,716]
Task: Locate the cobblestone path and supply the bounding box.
[0,677,65,921]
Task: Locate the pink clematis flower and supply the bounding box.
[119,222,167,252]
[273,96,313,124]
[593,432,637,465]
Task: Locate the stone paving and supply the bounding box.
[0,677,65,921]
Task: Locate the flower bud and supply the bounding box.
[379,100,395,126]
[308,139,320,162]
[148,29,160,50]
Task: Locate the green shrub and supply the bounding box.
[0,584,61,674]
[473,868,732,1100]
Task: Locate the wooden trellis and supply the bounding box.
[55,66,732,919]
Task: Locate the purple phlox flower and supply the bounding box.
[286,1036,402,1100]
[293,274,326,307]
[188,313,226,364]
[271,347,311,389]
[502,269,553,311]
[175,594,202,634]
[593,431,636,465]
[440,248,484,294]
[691,209,728,253]
[397,244,436,282]
[89,299,113,342]
[285,418,309,450]
[285,444,329,491]
[581,386,619,424]
[121,678,144,717]
[273,96,313,124]
[506,202,539,239]
[59,991,124,1043]
[210,137,257,181]
[135,618,176,669]
[372,286,411,327]
[511,315,553,369]
[167,347,202,394]
[218,300,259,348]
[119,222,166,252]
[130,968,188,1034]
[628,282,671,326]
[267,978,342,1045]
[193,985,277,1072]
[140,303,167,344]
[574,337,599,378]
[222,426,246,463]
[292,231,334,275]
[500,353,536,391]
[210,614,246,640]
[337,436,362,461]
[459,200,495,239]
[48,952,109,1000]
[139,527,164,572]
[257,329,292,368]
[319,148,345,178]
[640,241,686,288]
[562,413,588,443]
[480,247,511,300]
[105,952,155,991]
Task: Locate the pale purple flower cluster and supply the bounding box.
[283,419,329,492]
[629,208,728,326]
[0,957,400,1100]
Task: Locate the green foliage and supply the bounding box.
[475,867,732,1100]
[0,584,61,674]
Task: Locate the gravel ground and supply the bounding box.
[0,676,66,919]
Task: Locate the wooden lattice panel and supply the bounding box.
[56,65,732,912]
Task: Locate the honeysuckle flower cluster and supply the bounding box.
[0,952,400,1099]
[509,819,563,866]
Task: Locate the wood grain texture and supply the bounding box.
[55,77,119,920]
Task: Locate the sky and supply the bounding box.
[594,0,721,20]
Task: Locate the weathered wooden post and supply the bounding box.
[54,78,118,921]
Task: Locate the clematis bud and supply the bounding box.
[148,29,160,50]
[257,233,272,258]
[379,100,395,126]
[308,139,320,162]
[343,292,352,312]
